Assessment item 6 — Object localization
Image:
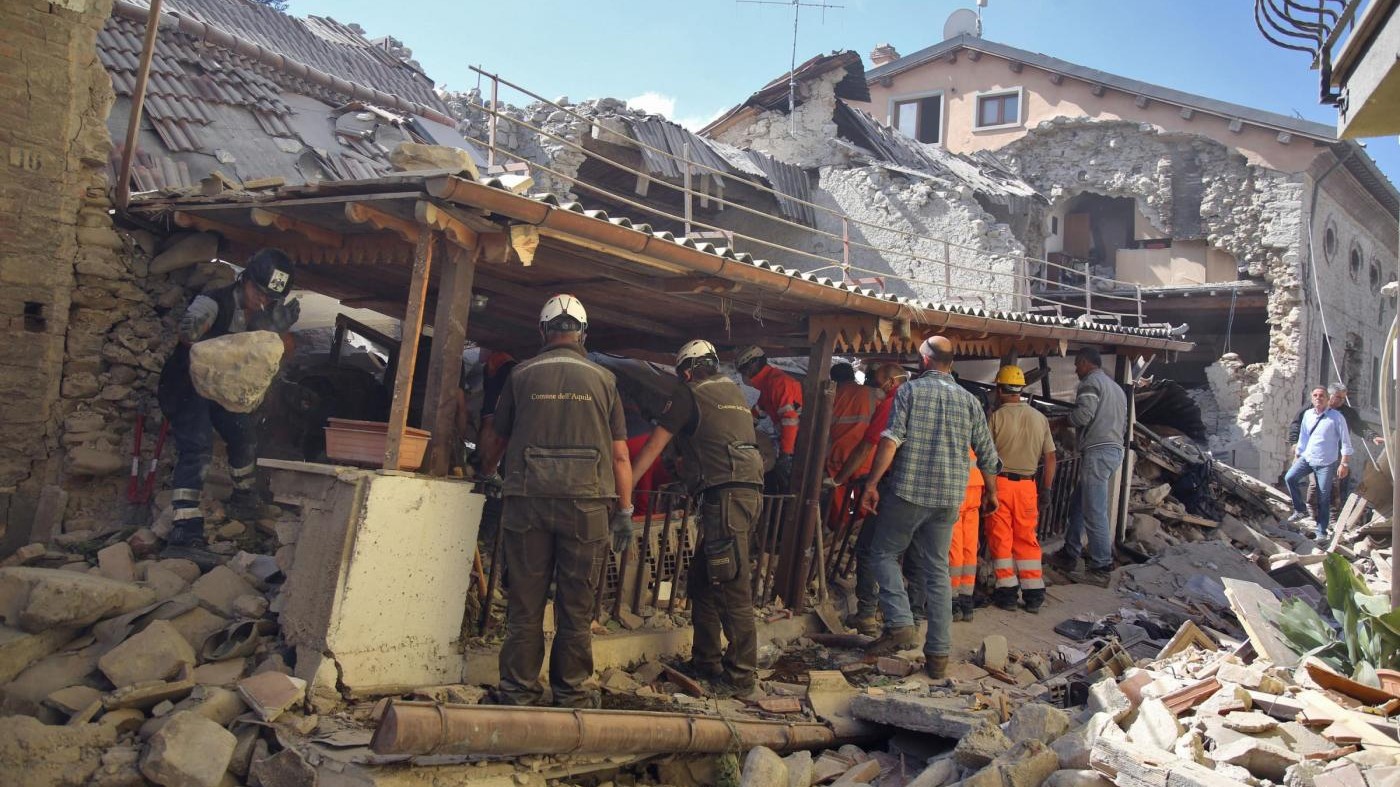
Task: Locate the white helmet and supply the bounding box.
[539,294,587,332]
[676,339,718,371]
[735,345,765,369]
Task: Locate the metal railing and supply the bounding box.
[455,66,1146,324]
[1254,0,1362,105]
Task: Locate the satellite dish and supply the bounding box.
[944,8,980,39]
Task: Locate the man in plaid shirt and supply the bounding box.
[859,336,1000,679]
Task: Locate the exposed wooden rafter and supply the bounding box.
[345,202,420,244]
[249,208,342,248]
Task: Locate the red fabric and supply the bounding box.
[862,394,897,447]
[750,364,803,454]
[626,431,671,516]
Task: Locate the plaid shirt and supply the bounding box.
[881,370,1000,508]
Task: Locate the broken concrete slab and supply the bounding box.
[192,658,246,686]
[906,757,958,787]
[189,565,256,617]
[104,665,195,711]
[98,620,195,688]
[249,746,317,787]
[1009,702,1072,744]
[1081,677,1133,723]
[1224,710,1279,734]
[140,711,236,787]
[956,720,1014,769]
[1044,769,1113,787]
[1126,697,1181,753]
[188,330,285,413]
[0,624,78,684]
[2,642,101,715]
[742,745,790,787]
[0,715,116,786]
[994,739,1061,787]
[237,671,306,722]
[165,606,227,652]
[1052,712,1120,771]
[96,543,136,583]
[44,684,102,715]
[1214,736,1302,782]
[979,635,1009,671]
[784,750,814,787]
[851,692,999,739]
[812,752,851,784]
[0,567,156,632]
[182,686,247,728]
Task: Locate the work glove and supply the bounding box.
[265,297,301,333]
[774,453,794,483]
[477,472,503,500]
[611,507,636,554]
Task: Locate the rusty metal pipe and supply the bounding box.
[371,700,843,756]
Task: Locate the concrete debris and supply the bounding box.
[1009,702,1072,745]
[955,720,1015,769]
[850,692,999,738]
[236,671,306,722]
[978,634,1010,671]
[0,567,156,632]
[139,711,236,787]
[98,620,196,688]
[96,543,136,583]
[1125,697,1181,753]
[187,330,285,413]
[0,715,117,786]
[190,565,256,616]
[742,745,790,787]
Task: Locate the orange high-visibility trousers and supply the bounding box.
[949,484,981,598]
[986,476,1044,590]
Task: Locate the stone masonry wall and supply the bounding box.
[0,0,117,544]
[999,118,1307,477]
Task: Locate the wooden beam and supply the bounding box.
[416,200,480,250]
[422,245,478,476]
[1049,73,1064,86]
[473,277,686,338]
[658,276,740,295]
[1008,60,1023,73]
[346,202,420,244]
[781,328,838,611]
[173,212,266,248]
[249,208,342,248]
[511,225,540,265]
[384,231,436,470]
[1091,84,1107,97]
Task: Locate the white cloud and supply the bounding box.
[627,91,676,118]
[676,107,727,132]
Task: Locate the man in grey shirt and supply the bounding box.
[1048,347,1126,587]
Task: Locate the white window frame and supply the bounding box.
[887,89,945,145]
[972,87,1025,132]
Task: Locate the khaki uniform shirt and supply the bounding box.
[988,400,1055,478]
[495,343,627,498]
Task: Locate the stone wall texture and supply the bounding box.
[0,0,117,536]
[999,118,1309,477]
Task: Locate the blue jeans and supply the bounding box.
[1065,445,1123,571]
[864,488,959,656]
[854,511,930,617]
[1286,457,1338,534]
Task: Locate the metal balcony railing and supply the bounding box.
[1254,0,1364,105]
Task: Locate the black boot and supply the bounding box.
[992,587,1020,611]
[1023,588,1046,614]
[960,595,975,622]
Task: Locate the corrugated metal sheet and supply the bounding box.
[742,150,814,226]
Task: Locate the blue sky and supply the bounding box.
[285,0,1400,183]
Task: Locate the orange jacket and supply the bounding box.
[827,382,878,477]
[750,364,803,455]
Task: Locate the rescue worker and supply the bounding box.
[158,249,299,556]
[735,346,802,490]
[826,362,878,480]
[631,340,765,697]
[948,449,983,621]
[986,366,1057,613]
[483,295,634,708]
[832,363,909,636]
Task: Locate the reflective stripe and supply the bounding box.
[831,415,868,425]
[776,403,799,415]
[230,463,256,478]
[172,508,204,521]
[171,489,202,503]
[1020,577,1046,590]
[779,415,801,426]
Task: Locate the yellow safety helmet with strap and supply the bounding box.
[994,365,1026,388]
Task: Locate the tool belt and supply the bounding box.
[999,472,1035,482]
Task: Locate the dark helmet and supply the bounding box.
[243,248,294,301]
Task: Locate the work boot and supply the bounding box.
[865,625,919,656]
[1045,550,1078,573]
[850,613,882,638]
[1070,566,1113,588]
[673,658,723,682]
[991,587,1020,611]
[227,489,273,523]
[924,653,949,680]
[710,677,759,700]
[961,596,976,622]
[1022,588,1046,614]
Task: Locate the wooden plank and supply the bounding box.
[421,245,477,477]
[1157,620,1218,660]
[1297,689,1400,755]
[1328,493,1367,553]
[1091,736,1244,787]
[1222,577,1298,668]
[384,231,435,471]
[1155,508,1220,528]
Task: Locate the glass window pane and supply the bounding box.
[978,97,997,127]
[895,101,918,137]
[1004,94,1019,124]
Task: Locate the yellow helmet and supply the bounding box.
[994,365,1026,388]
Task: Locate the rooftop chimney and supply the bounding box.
[870,43,901,67]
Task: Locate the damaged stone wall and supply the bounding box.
[0,0,119,545]
[999,118,1307,478]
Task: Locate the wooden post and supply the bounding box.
[780,329,838,611]
[1039,355,1052,400]
[421,245,479,476]
[384,231,436,471]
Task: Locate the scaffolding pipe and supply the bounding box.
[370,700,845,756]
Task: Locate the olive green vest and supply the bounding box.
[677,376,765,493]
[501,345,621,499]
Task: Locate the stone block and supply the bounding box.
[1214,736,1302,782]
[1223,710,1278,733]
[1080,677,1132,723]
[1051,712,1116,770]
[979,635,1009,671]
[237,671,306,722]
[905,757,958,787]
[98,620,195,688]
[44,684,101,714]
[150,232,218,275]
[784,750,814,787]
[997,740,1061,787]
[190,565,256,616]
[742,745,789,787]
[249,747,317,787]
[832,758,881,785]
[192,658,245,686]
[389,142,481,178]
[955,720,1014,769]
[231,594,267,619]
[139,711,236,787]
[67,445,124,476]
[143,564,189,601]
[166,607,226,652]
[156,559,201,584]
[96,542,136,582]
[188,331,284,413]
[1008,702,1071,744]
[0,715,116,787]
[851,693,999,739]
[812,753,850,784]
[1044,769,1113,787]
[0,567,155,632]
[184,686,246,727]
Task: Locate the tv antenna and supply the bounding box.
[737,0,844,136]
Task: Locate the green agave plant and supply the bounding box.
[1267,553,1400,686]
